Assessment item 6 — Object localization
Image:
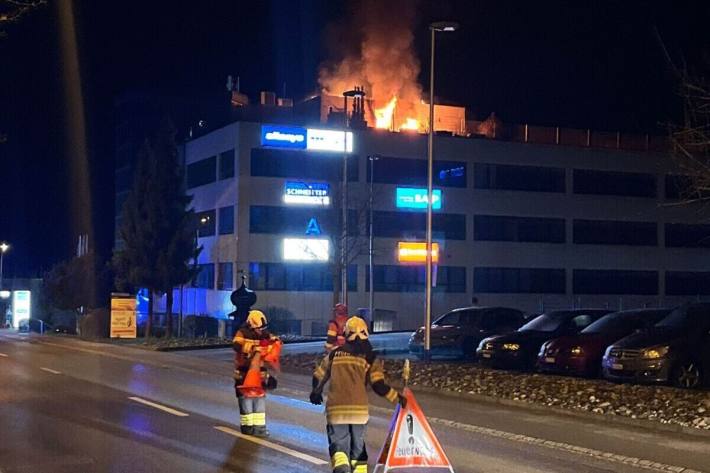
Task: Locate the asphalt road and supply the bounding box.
[1,330,708,473]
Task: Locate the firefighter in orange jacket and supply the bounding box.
[233,310,279,437]
[325,303,349,352]
[311,316,406,473]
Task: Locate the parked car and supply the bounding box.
[477,309,611,370]
[537,308,671,377]
[602,303,710,388]
[408,306,526,359]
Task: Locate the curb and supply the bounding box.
[407,383,710,440]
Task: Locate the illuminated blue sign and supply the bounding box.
[396,188,442,210]
[284,181,330,206]
[305,218,322,236]
[261,125,307,149]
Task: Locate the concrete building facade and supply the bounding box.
[181,120,710,334]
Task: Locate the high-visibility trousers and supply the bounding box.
[327,423,367,473]
[238,396,266,436]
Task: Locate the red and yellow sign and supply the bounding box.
[375,388,454,472]
[397,242,439,264]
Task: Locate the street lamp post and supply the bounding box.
[341,88,365,307]
[368,155,379,322]
[0,242,9,291]
[424,21,458,360]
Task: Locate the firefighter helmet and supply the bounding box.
[246,310,268,329]
[344,316,369,341]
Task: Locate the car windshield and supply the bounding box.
[656,307,687,329]
[518,313,565,332]
[581,313,630,334]
[433,312,462,326]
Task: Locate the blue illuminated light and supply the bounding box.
[261,125,307,149]
[396,188,442,210]
[305,218,322,236]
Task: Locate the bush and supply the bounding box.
[183,315,218,338]
[264,306,301,335]
[79,308,110,339]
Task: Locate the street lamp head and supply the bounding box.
[0,242,9,253]
[368,155,380,161]
[430,21,459,32]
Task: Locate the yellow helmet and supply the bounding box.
[344,316,369,341]
[246,310,267,329]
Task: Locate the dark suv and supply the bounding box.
[408,306,525,359]
[602,303,710,388]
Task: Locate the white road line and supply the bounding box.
[40,367,62,375]
[128,396,190,417]
[214,425,328,466]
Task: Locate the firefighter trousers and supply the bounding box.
[327,423,367,473]
[238,396,267,436]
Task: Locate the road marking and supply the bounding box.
[40,367,62,375]
[0,353,8,357]
[128,396,190,417]
[214,425,328,466]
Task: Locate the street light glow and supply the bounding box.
[0,242,9,253]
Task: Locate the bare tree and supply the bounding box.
[0,0,45,36]
[670,73,710,204]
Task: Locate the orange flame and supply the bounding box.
[400,117,419,131]
[375,96,398,129]
[374,96,420,132]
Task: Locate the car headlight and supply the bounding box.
[503,343,520,351]
[570,346,584,357]
[641,345,669,359]
[478,338,490,350]
[538,342,549,356]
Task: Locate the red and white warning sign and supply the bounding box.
[374,388,455,472]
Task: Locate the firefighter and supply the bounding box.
[310,316,407,473]
[324,303,349,352]
[232,309,279,437]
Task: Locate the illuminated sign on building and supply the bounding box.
[305,218,322,236]
[261,125,307,149]
[260,125,354,153]
[397,242,440,264]
[306,128,354,153]
[283,238,330,261]
[396,188,442,210]
[11,290,31,329]
[284,181,331,206]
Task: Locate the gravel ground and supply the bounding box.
[280,353,710,431]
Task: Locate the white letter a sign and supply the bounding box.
[374,388,455,472]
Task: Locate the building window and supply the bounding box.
[373,211,466,240]
[666,271,710,295]
[196,209,216,237]
[367,156,466,188]
[187,156,217,189]
[665,223,710,248]
[474,215,565,243]
[194,263,215,289]
[219,149,235,179]
[573,219,657,246]
[573,269,658,295]
[250,148,358,181]
[474,267,565,293]
[217,262,234,290]
[249,262,357,291]
[218,206,234,235]
[573,169,656,198]
[249,205,357,235]
[367,265,466,293]
[474,163,565,193]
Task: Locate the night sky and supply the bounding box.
[0,0,708,278]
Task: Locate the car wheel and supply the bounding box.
[672,361,702,389]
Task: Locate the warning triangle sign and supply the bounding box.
[374,388,455,472]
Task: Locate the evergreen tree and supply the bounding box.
[113,118,200,338]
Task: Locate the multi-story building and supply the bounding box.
[180,96,710,335]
